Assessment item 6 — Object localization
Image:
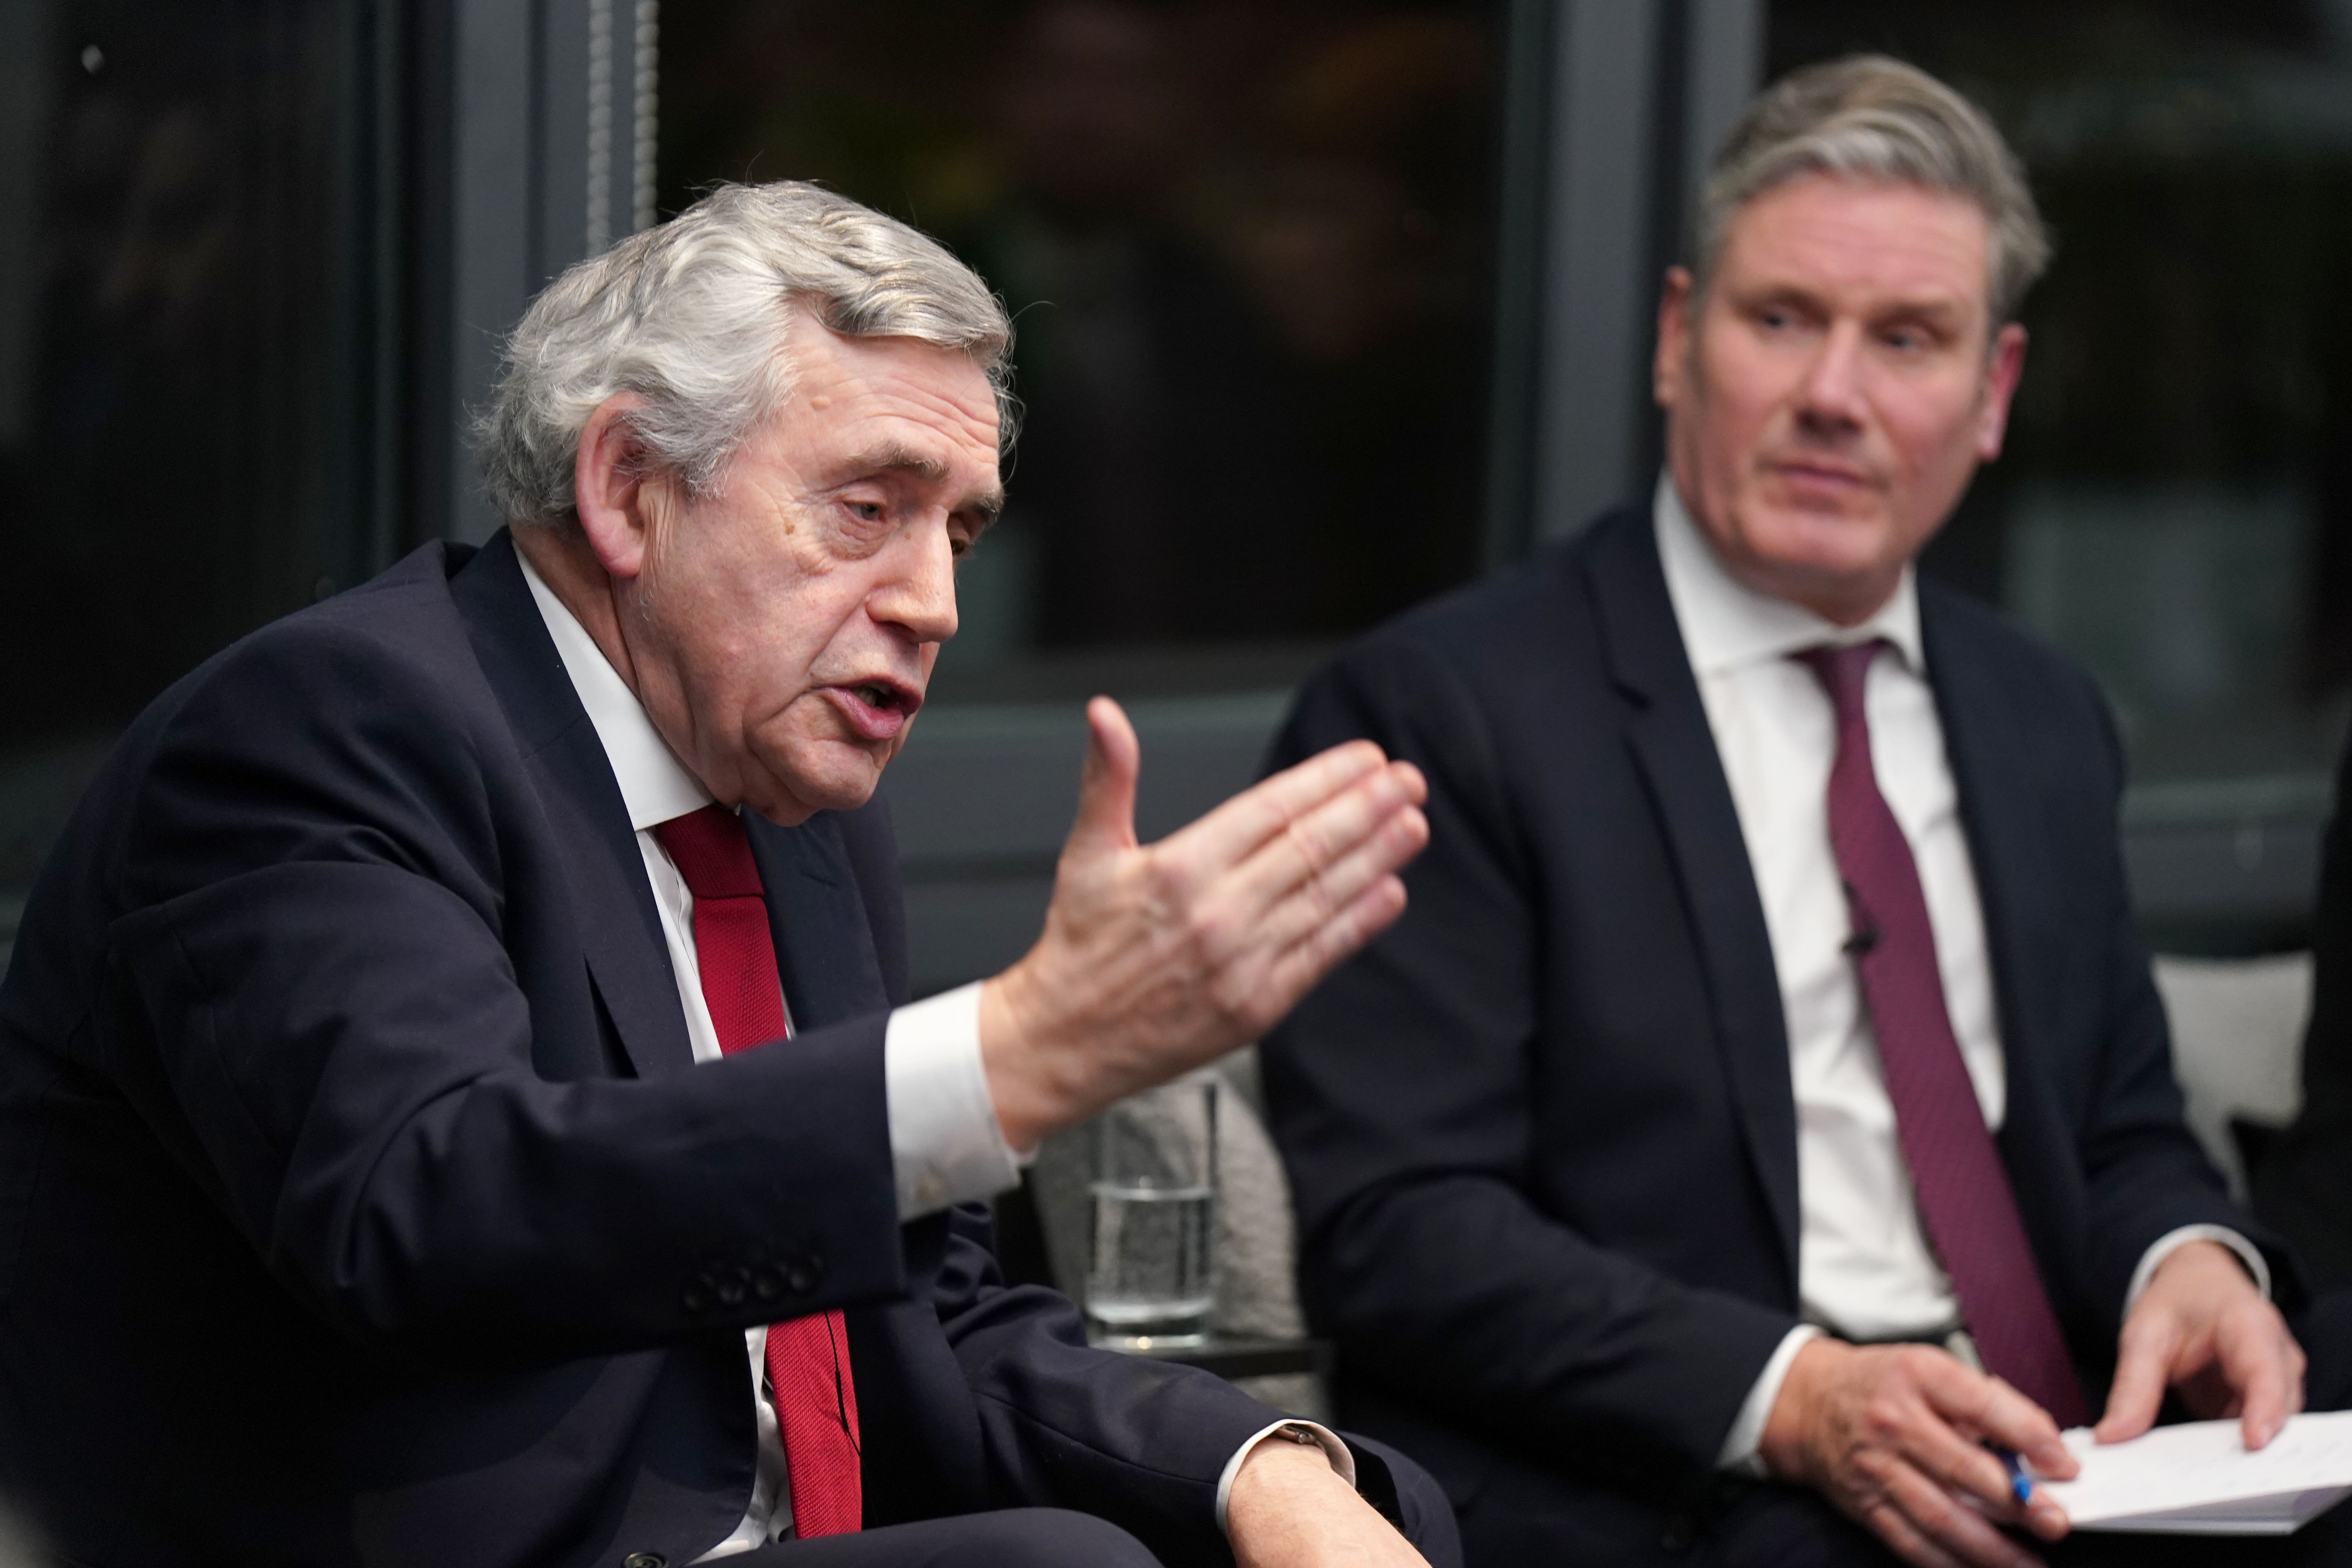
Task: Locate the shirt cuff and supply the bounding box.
[2125,1224,2271,1314]
[884,983,1028,1220]
[1214,1420,1357,1537]
[1717,1324,1823,1476]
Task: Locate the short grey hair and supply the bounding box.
[1692,55,2051,326]
[478,181,1014,528]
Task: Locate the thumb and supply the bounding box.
[1066,696,1141,858]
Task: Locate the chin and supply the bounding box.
[1746,506,1893,577]
[752,744,889,824]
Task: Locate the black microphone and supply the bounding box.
[1839,879,1881,956]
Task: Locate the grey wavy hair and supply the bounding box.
[1692,55,2051,326]
[478,181,1015,527]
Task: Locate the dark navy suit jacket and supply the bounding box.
[1260,506,2288,1530]
[0,533,1282,1567]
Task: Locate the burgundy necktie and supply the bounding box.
[1794,642,2089,1428]
[653,804,863,1537]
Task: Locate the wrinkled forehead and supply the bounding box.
[784,318,1003,468]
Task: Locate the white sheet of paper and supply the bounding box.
[2034,1412,2352,1535]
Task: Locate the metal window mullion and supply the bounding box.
[630,0,658,232]
[1533,0,1665,544]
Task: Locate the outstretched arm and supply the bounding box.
[980,695,1429,1150]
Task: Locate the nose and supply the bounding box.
[870,523,959,647]
[1795,318,1869,437]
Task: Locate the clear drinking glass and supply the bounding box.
[1084,1075,1218,1349]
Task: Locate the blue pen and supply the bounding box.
[1997,1448,2033,1505]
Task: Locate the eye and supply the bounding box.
[845,499,886,524]
[1879,319,1950,355]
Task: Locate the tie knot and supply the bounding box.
[1791,639,1887,723]
[652,804,766,900]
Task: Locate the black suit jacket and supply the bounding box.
[2257,733,2352,1293]
[0,533,1282,1567]
[1260,505,2285,1516]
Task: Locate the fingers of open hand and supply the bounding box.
[1210,780,1426,948]
[1246,873,1411,1023]
[1178,741,1397,869]
[1132,759,1420,1005]
[1174,865,1409,1044]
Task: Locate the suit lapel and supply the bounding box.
[1919,594,2080,1268]
[746,812,889,1031]
[1585,510,1803,1285]
[451,531,696,1079]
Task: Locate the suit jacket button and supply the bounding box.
[753,1271,782,1301]
[681,1286,710,1314]
[623,1554,666,1568]
[786,1262,816,1293]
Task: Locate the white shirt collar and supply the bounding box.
[1651,471,1926,678]
[517,548,714,831]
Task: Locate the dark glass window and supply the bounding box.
[1768,2,2352,791]
[660,0,1508,693]
[0,0,394,902]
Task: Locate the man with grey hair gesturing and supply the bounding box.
[0,181,1455,1568]
[1263,55,2349,1568]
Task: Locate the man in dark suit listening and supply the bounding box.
[0,181,1454,1568]
[1262,57,2339,1568]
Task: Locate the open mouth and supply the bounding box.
[829,678,923,741]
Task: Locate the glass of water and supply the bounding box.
[1084,1075,1218,1349]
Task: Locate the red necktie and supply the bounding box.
[1794,643,2090,1428]
[653,804,863,1537]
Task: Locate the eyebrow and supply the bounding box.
[840,441,1005,525]
[1874,294,1969,321]
[1744,281,1973,324]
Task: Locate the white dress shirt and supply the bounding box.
[1646,478,2265,1471]
[518,554,1341,1551]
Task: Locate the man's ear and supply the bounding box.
[1975,322,2028,462]
[1654,267,1696,410]
[574,394,656,580]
